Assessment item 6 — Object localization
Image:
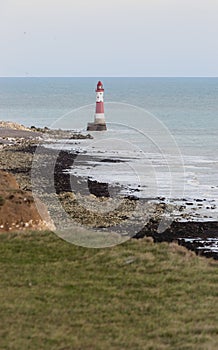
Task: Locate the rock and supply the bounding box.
[87,179,110,197]
[59,192,77,202]
[100,158,124,163]
[0,170,54,232]
[0,170,19,190]
[0,121,30,131]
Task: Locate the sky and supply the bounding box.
[0,0,218,77]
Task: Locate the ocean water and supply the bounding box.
[1,78,218,209]
[0,77,218,154]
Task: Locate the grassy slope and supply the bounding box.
[0,232,217,350]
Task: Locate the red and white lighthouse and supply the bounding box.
[87,81,107,131]
[95,81,105,124]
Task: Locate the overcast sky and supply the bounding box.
[0,0,218,77]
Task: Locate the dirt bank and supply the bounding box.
[0,170,54,232]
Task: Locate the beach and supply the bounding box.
[0,123,218,258]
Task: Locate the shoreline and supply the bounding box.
[0,125,218,259]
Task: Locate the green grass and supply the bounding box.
[0,232,218,350]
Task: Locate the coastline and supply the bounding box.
[0,124,218,259]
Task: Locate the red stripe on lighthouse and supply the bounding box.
[96,101,104,114]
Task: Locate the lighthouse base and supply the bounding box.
[87,122,107,131]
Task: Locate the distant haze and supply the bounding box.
[0,0,218,77]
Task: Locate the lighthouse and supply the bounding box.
[87,81,107,131]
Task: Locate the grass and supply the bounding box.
[0,232,218,350]
[0,195,5,206]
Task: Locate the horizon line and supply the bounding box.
[0,76,218,79]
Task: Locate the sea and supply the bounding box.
[0,77,218,222]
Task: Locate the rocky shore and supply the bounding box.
[135,220,218,260]
[0,123,218,259]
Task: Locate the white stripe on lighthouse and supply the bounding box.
[94,113,105,124]
[96,92,104,102]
